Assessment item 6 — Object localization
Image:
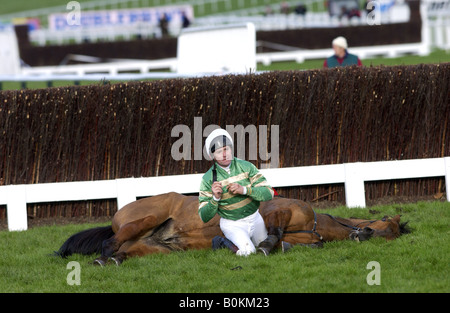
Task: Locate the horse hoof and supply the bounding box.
[281,241,293,253]
[93,258,106,267]
[109,257,122,266]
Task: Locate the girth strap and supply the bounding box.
[284,209,323,241]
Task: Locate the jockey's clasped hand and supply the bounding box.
[212,181,223,199]
[227,183,245,195]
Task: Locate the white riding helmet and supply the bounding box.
[204,128,233,159]
[332,36,348,49]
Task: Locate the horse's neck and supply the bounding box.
[340,217,374,228]
[322,214,371,227]
[316,214,357,241]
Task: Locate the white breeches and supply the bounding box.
[219,210,268,256]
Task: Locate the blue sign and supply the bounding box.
[49,5,193,30]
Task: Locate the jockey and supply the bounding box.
[198,128,274,256]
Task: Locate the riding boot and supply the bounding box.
[212,236,239,253]
[257,234,279,256]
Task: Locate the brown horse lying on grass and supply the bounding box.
[56,192,409,266]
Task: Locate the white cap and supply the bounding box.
[204,128,233,159]
[332,36,348,49]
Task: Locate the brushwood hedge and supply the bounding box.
[1,63,449,218]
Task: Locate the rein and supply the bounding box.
[323,214,377,231]
[212,163,217,182]
[323,214,362,231]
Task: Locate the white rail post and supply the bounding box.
[116,177,137,210]
[344,162,366,208]
[7,185,28,231]
[445,157,450,202]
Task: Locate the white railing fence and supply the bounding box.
[14,39,430,78]
[15,1,443,78]
[1,157,449,231]
[424,0,450,50]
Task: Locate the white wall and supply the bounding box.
[177,23,256,74]
[0,25,21,75]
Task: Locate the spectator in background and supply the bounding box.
[323,36,362,68]
[181,11,190,28]
[159,13,169,37]
[280,2,290,14]
[295,4,307,15]
[264,5,274,16]
[339,6,361,19]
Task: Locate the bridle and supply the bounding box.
[283,210,378,242]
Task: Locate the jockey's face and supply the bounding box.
[333,44,346,58]
[213,145,233,167]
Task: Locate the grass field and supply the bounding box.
[1,200,448,293]
[2,0,313,16]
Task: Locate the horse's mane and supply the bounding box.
[399,221,412,234]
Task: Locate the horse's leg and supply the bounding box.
[110,239,172,265]
[257,209,292,255]
[94,215,162,266]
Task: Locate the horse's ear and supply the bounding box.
[363,227,374,235]
[392,215,401,223]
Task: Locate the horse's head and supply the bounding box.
[350,215,410,241]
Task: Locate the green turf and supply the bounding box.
[1,200,448,293]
